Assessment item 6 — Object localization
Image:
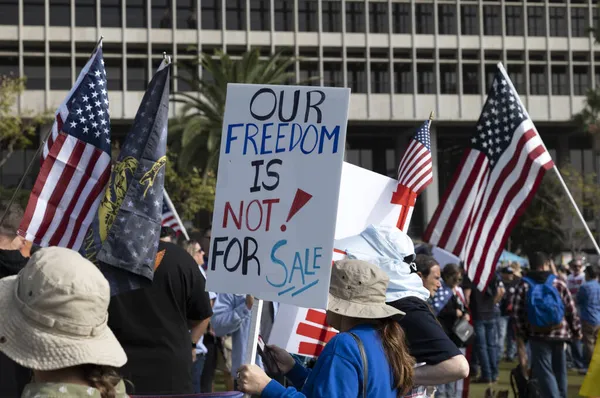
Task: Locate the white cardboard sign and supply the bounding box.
[206,84,350,309]
[269,162,402,355]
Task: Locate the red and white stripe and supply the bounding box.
[19,134,111,249]
[424,117,552,291]
[397,138,433,195]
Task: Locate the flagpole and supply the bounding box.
[428,110,434,128]
[496,62,600,256]
[0,36,105,230]
[163,190,190,241]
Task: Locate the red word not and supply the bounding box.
[222,199,280,232]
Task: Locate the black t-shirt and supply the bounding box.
[108,241,213,395]
[387,296,462,365]
[463,274,501,321]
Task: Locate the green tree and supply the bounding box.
[511,165,600,254]
[170,48,297,184]
[0,75,50,169]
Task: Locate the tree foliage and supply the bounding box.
[0,75,50,169]
[170,48,297,184]
[511,164,600,254]
[164,151,217,219]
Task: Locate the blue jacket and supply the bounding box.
[262,324,399,398]
[577,280,600,326]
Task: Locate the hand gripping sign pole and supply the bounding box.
[242,299,264,398]
[497,62,600,256]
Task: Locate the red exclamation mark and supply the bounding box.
[280,189,313,232]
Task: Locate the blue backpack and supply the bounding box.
[522,274,564,331]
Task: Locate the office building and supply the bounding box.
[0,0,597,237]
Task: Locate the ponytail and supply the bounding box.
[378,319,415,396]
[81,365,122,398]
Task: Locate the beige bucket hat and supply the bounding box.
[0,247,127,371]
[328,259,405,319]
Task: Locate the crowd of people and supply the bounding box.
[0,198,599,397]
[421,248,600,398]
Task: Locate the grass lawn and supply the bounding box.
[212,361,587,397]
[469,361,585,398]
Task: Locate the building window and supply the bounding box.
[528,6,546,37]
[394,63,412,94]
[485,64,496,91]
[551,65,569,95]
[324,62,343,87]
[369,2,388,33]
[176,62,195,91]
[104,59,123,91]
[0,0,18,25]
[348,62,366,93]
[151,0,172,28]
[392,3,411,34]
[101,0,122,27]
[573,65,589,96]
[76,0,96,27]
[23,57,45,90]
[438,4,456,35]
[250,0,269,31]
[127,59,148,91]
[0,56,17,78]
[371,63,389,94]
[226,0,245,30]
[23,0,45,25]
[505,5,523,36]
[202,0,221,30]
[461,5,478,35]
[50,58,71,90]
[549,7,567,37]
[507,64,525,94]
[483,5,501,36]
[274,0,293,31]
[417,64,435,94]
[416,4,434,34]
[572,8,588,37]
[530,65,547,95]
[126,0,146,28]
[177,0,197,29]
[323,1,341,32]
[346,1,365,33]
[298,0,317,31]
[300,62,318,86]
[440,64,457,94]
[50,0,71,26]
[462,64,480,94]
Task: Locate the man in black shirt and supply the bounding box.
[463,273,505,383]
[0,201,32,397]
[108,239,213,395]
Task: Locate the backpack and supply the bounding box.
[522,274,564,332]
[510,364,542,398]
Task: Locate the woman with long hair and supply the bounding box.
[236,259,416,397]
[0,247,128,398]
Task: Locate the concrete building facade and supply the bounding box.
[0,0,597,239]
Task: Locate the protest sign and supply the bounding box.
[206,84,350,310]
[269,162,402,354]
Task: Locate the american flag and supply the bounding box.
[423,64,554,291]
[392,119,433,231]
[430,282,453,316]
[19,42,111,249]
[162,190,189,239]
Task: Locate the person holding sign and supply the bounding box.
[236,259,416,397]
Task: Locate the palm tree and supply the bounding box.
[170,49,297,184]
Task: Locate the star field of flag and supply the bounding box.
[431,284,453,314]
[414,121,431,150]
[62,58,111,154]
[471,75,527,168]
